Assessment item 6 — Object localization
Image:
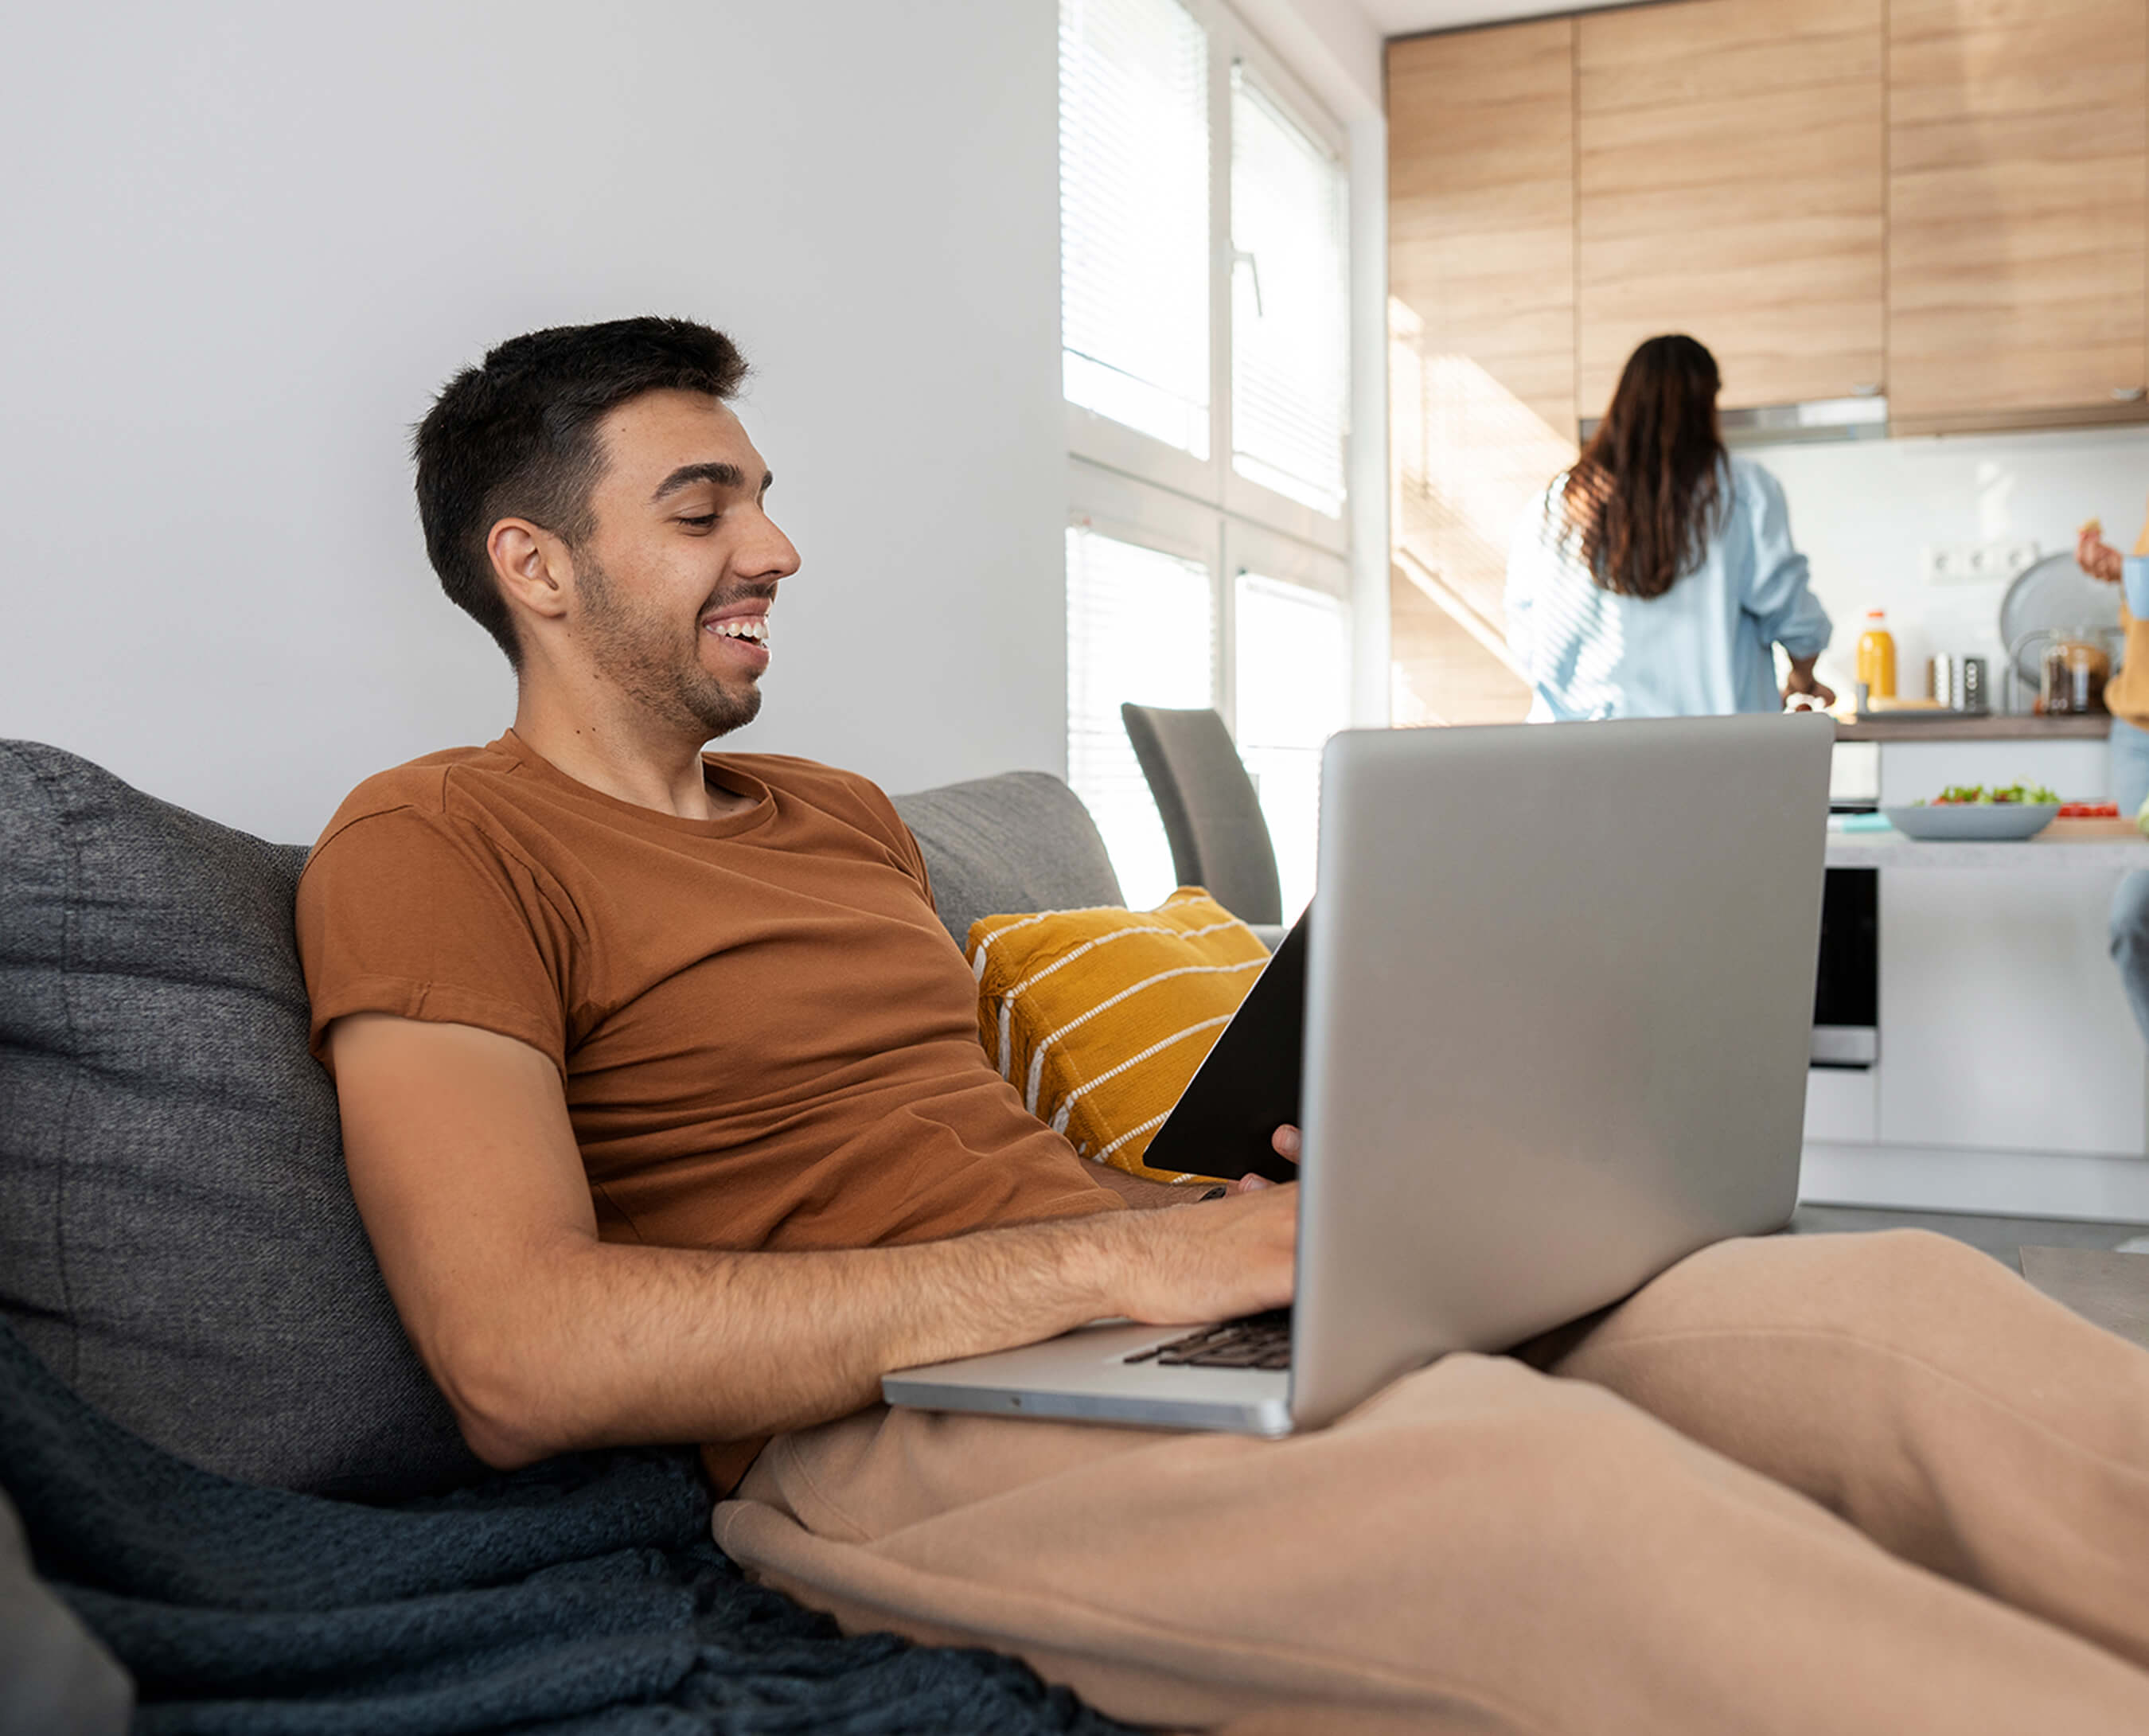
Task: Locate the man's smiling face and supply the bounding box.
[561,388,799,741]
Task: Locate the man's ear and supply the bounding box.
[487,518,574,627]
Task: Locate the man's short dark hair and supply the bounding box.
[413,316,748,669]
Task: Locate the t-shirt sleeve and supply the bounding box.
[294,806,578,1077]
[894,815,938,915]
[831,768,939,914]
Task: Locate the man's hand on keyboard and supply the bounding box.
[1102,1183,1297,1323]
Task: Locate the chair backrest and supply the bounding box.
[1119,704,1282,925]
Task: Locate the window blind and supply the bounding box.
[1067,525,1217,909]
[1234,572,1348,918]
[1230,65,1348,517]
[1059,0,1211,458]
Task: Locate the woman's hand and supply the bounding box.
[1229,1124,1303,1193]
[2079,523,2124,584]
[1781,656,1836,710]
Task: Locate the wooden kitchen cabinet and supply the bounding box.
[1575,0,1886,418]
[1387,22,1570,724]
[1388,21,1576,440]
[1888,0,2149,427]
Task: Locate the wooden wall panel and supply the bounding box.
[1888,0,2149,422]
[1576,0,1886,415]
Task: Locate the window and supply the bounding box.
[1234,572,1348,918]
[1059,0,1211,458]
[1059,0,1355,911]
[1230,67,1348,518]
[1066,523,1216,909]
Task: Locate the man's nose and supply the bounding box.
[743,509,801,583]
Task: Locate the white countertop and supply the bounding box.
[1826,818,2149,871]
[1831,714,2110,743]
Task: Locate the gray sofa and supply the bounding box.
[0,738,1129,1726]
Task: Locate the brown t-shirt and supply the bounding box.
[296,731,1118,1477]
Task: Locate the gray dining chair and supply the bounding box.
[1119,703,1284,927]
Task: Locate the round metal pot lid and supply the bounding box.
[1999,551,2124,685]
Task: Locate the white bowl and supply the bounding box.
[1883,803,2059,841]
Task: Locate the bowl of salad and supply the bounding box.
[1883,783,2061,841]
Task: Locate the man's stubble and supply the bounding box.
[575,552,764,743]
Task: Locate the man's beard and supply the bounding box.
[575,553,763,742]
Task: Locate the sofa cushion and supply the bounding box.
[0,1481,131,1736]
[0,740,482,1500]
[893,771,1125,946]
[967,888,1266,1185]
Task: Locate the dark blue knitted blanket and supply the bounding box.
[0,1328,1135,1735]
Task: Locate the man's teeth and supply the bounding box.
[708,618,768,642]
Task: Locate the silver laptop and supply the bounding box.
[883,713,1834,1436]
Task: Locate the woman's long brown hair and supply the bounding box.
[1559,334,1727,600]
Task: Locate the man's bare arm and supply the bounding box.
[326,1013,1297,1469]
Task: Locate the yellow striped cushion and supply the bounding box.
[966,888,1270,1186]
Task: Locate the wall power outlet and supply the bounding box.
[1922,540,2039,584]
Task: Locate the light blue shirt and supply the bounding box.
[1504,455,1831,721]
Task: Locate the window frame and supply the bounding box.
[1061,0,1351,559]
[1064,460,1351,747]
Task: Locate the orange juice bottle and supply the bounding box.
[1856,610,1896,700]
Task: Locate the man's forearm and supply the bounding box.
[328,1013,1297,1472]
[447,1203,1265,1468]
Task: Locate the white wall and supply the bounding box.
[1744,426,2149,710]
[0,1,1065,844]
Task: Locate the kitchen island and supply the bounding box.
[1824,821,2148,872]
[1807,720,2149,1223]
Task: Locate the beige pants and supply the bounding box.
[715,1231,2149,1733]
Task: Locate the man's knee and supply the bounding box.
[1757,1229,2027,1360]
[1831,1226,1995,1289]
[1577,1227,2006,1356]
[1777,1226,1995,1297]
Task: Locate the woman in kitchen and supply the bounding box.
[1505,333,1834,719]
[2074,514,2149,1040]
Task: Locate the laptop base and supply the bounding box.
[883,1318,1293,1435]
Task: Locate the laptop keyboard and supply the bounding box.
[1121,1309,1292,1371]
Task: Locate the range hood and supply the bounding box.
[1579,393,1890,447]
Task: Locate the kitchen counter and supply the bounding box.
[1832,714,2111,742]
[1824,818,2149,871]
[1807,727,2149,1225]
[1808,806,2149,1225]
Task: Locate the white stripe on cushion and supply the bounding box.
[1021,958,1264,1114]
[1004,915,1246,1001]
[970,909,1053,982]
[1055,1012,1234,1114]
[1098,1107,1176,1162]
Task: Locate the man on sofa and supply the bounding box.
[300,316,2149,1734]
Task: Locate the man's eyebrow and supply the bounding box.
[649,462,774,502]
